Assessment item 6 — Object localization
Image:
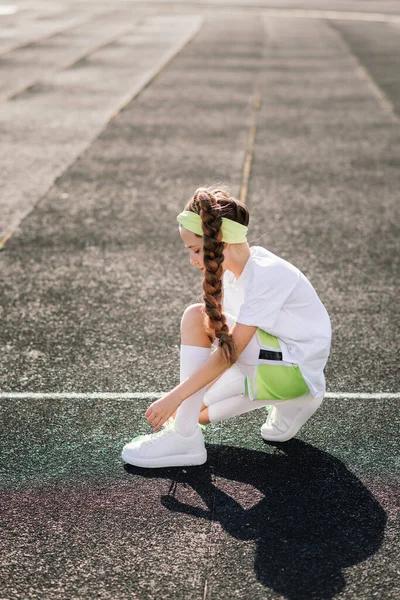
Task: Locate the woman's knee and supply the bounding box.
[180,303,210,345]
[181,303,205,333]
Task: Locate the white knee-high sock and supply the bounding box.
[174,344,211,436]
[207,394,271,424]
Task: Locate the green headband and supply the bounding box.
[177,210,248,244]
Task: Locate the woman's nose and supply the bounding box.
[190,254,198,265]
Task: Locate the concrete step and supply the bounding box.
[0,11,143,101]
[0,14,203,240]
[0,1,113,56]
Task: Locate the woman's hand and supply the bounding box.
[144,340,248,432]
[145,391,181,432]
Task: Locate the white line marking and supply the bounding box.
[261,8,400,23]
[120,1,400,23]
[0,392,163,400]
[0,392,399,400]
[329,24,399,123]
[0,5,17,16]
[325,392,400,400]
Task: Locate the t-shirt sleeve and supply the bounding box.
[236,262,299,331]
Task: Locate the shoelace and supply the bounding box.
[143,417,176,445]
[130,417,206,445]
[130,417,175,444]
[144,427,174,446]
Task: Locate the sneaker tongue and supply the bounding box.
[163,417,175,430]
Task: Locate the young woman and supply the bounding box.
[122,186,331,468]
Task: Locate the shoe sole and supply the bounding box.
[121,449,207,468]
[260,397,323,443]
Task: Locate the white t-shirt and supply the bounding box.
[223,246,332,398]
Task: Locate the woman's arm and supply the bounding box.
[146,323,258,430]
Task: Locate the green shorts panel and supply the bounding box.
[257,328,280,349]
[245,329,310,401]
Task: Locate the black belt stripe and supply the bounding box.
[259,349,283,361]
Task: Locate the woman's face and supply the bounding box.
[180,227,205,271]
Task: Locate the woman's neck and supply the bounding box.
[224,243,251,279]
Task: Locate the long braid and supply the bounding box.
[197,189,238,364]
[183,185,249,364]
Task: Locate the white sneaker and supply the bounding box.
[260,393,323,442]
[121,420,207,468]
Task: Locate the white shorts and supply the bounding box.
[206,312,310,405]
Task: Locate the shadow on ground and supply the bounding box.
[125,440,386,600]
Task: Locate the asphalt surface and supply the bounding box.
[1,1,399,599]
